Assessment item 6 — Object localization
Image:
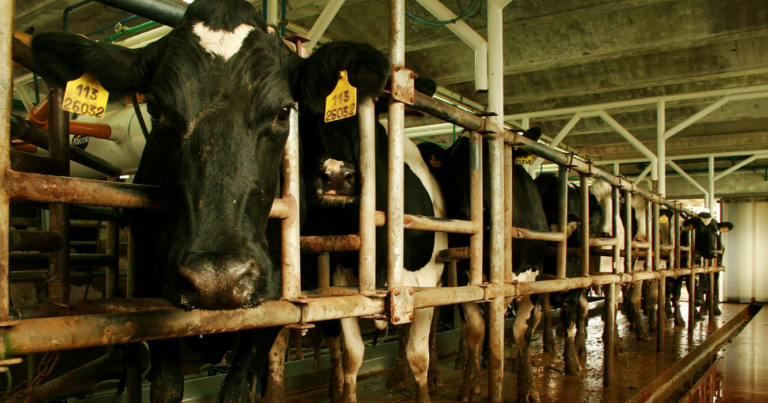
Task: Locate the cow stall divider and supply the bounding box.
[0,0,725,402]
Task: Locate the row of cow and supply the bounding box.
[24,0,732,402]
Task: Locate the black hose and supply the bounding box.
[131,93,150,140]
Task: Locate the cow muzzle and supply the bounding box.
[318,159,356,202]
[176,254,259,310]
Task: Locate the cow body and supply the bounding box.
[32,1,392,401]
[420,132,548,403]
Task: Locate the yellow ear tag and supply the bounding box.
[515,155,533,165]
[63,74,109,119]
[324,70,357,123]
[660,215,669,224]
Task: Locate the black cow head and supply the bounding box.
[32,0,389,310]
[682,212,733,259]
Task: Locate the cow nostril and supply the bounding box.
[343,170,355,180]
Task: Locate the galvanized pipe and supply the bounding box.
[624,189,633,273]
[105,176,120,298]
[604,281,616,387]
[709,270,715,321]
[387,0,406,292]
[556,165,568,279]
[0,0,12,322]
[675,211,682,270]
[281,108,301,300]
[317,253,331,289]
[95,0,185,27]
[469,132,483,285]
[9,150,60,176]
[590,237,620,247]
[11,353,117,403]
[688,229,696,334]
[127,231,137,298]
[654,201,665,352]
[8,228,64,252]
[646,198,652,270]
[10,253,118,271]
[512,227,566,242]
[613,186,620,274]
[300,235,360,253]
[48,85,71,307]
[358,99,376,295]
[580,173,589,277]
[504,144,513,282]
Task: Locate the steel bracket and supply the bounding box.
[388,286,414,325]
[390,66,415,105]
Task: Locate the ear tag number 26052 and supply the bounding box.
[63,74,110,119]
[324,70,357,123]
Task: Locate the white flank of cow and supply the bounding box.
[193,22,255,61]
[590,180,625,273]
[332,137,448,402]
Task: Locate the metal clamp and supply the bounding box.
[390,66,415,105]
[388,286,414,325]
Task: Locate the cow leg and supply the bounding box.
[148,339,184,403]
[458,302,484,402]
[220,328,282,403]
[386,324,412,390]
[562,292,582,375]
[455,316,468,370]
[340,317,365,403]
[602,289,624,355]
[514,296,541,403]
[318,320,344,403]
[647,279,658,333]
[632,281,649,341]
[575,289,589,357]
[259,328,289,403]
[672,279,686,327]
[541,293,555,353]
[407,307,434,403]
[699,275,709,316]
[688,277,704,320]
[427,308,443,390]
[664,279,673,318]
[714,272,722,316]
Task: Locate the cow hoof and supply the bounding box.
[386,370,409,390]
[714,307,722,316]
[518,386,541,403]
[454,357,466,370]
[427,367,443,391]
[481,356,489,369]
[543,338,555,353]
[564,356,583,375]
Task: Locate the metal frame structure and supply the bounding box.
[0,0,727,402]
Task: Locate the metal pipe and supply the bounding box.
[48,85,71,307]
[300,235,360,253]
[357,81,376,296]
[403,214,478,234]
[487,1,506,399]
[387,0,406,292]
[528,111,601,172]
[590,237,620,247]
[504,145,512,282]
[657,100,666,196]
[415,0,488,91]
[303,0,345,50]
[688,229,696,334]
[95,0,186,27]
[557,165,568,279]
[12,353,117,403]
[708,156,715,211]
[646,198,652,270]
[667,160,709,199]
[624,189,633,273]
[9,150,60,176]
[604,280,615,387]
[713,155,760,181]
[281,108,301,300]
[675,211,682,270]
[580,173,589,277]
[0,0,13,322]
[654,201,664,352]
[10,253,118,271]
[612,186,621,274]
[267,0,279,25]
[8,228,64,252]
[469,131,483,286]
[12,36,40,75]
[599,111,658,180]
[317,253,330,289]
[663,97,730,141]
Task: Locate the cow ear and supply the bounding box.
[718,222,734,232]
[524,127,542,142]
[32,32,163,97]
[682,218,699,231]
[415,77,437,97]
[294,42,390,116]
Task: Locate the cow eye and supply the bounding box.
[277,106,292,121]
[146,102,161,120]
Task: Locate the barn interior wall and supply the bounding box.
[722,201,768,303]
[664,170,768,199]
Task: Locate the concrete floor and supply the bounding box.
[286,302,750,403]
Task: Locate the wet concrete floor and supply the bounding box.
[679,305,767,403]
[286,302,748,403]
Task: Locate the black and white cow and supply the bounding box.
[31,0,391,401]
[534,173,603,375]
[682,213,734,317]
[299,72,447,402]
[421,131,549,403]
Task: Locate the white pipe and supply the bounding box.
[496,0,515,7]
[668,160,709,198]
[267,0,279,26]
[406,128,455,138]
[613,163,619,175]
[120,26,173,48]
[416,0,488,91]
[657,100,666,197]
[599,111,658,180]
[635,164,652,183]
[708,156,715,210]
[663,97,729,141]
[713,155,764,181]
[596,149,768,166]
[529,113,584,172]
[504,86,768,121]
[303,0,345,50]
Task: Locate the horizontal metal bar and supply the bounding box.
[632,241,651,249]
[10,253,117,270]
[402,214,478,234]
[436,247,470,262]
[9,228,63,252]
[511,226,566,242]
[300,235,360,253]
[590,237,620,247]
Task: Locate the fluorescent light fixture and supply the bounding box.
[119,175,130,179]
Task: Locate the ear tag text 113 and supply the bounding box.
[515,155,533,165]
[324,70,357,123]
[63,74,109,119]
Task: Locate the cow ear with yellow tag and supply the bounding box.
[63,74,110,119]
[515,154,533,165]
[324,71,357,123]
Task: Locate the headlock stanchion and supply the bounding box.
[0,0,727,400]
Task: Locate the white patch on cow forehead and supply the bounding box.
[323,159,345,173]
[192,22,255,61]
[701,217,713,226]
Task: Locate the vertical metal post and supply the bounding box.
[105,177,120,298]
[281,108,301,300]
[125,238,140,403]
[688,229,696,334]
[708,270,715,322]
[604,185,620,388]
[48,85,71,306]
[613,186,621,275]
[469,132,483,286]
[317,253,331,289]
[127,231,137,298]
[358,98,376,295]
[487,1,505,399]
[504,145,513,282]
[387,0,406,292]
[657,100,666,197]
[579,173,589,277]
[646,199,652,270]
[708,156,715,212]
[675,211,682,270]
[556,165,568,279]
[0,0,13,321]
[654,202,664,352]
[624,189,633,274]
